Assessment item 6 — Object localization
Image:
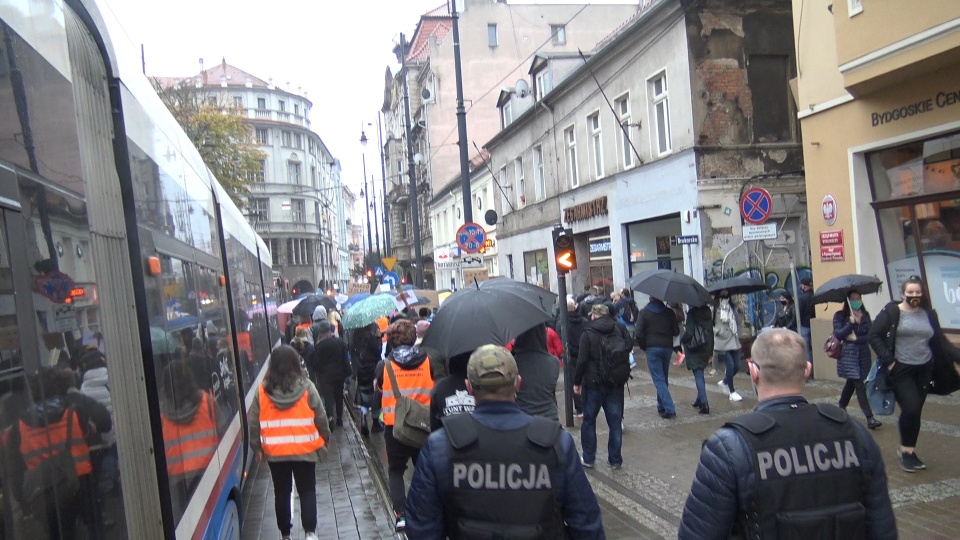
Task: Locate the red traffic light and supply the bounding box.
[365,269,373,278]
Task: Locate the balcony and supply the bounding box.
[248,108,308,128]
[253,220,321,235]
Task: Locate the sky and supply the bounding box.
[99,0,638,209]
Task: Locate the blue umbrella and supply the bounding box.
[342,293,371,310]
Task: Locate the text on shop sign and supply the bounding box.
[563,196,608,223]
[871,90,960,127]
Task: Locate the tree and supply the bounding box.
[153,81,265,208]
[350,263,366,279]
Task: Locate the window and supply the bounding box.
[257,97,266,109]
[233,96,243,108]
[282,131,292,147]
[649,72,671,155]
[399,209,409,239]
[287,161,302,184]
[615,94,634,168]
[255,128,269,145]
[550,25,566,45]
[488,24,498,47]
[248,159,266,183]
[588,112,603,178]
[291,199,305,222]
[533,145,546,201]
[534,70,552,101]
[294,133,303,149]
[278,100,286,112]
[294,103,300,116]
[499,166,509,214]
[565,126,580,188]
[250,198,269,221]
[501,101,514,129]
[515,158,525,208]
[747,55,793,143]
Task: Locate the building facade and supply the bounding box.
[382,0,639,288]
[793,0,960,379]
[161,61,349,293]
[488,0,806,332]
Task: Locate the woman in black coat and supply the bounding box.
[832,291,881,430]
[681,305,714,415]
[350,323,383,435]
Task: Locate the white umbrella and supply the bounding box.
[277,297,302,315]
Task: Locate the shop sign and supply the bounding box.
[870,90,960,127]
[819,230,843,246]
[743,223,778,241]
[671,235,699,246]
[435,249,451,262]
[589,237,611,256]
[822,195,838,226]
[52,305,79,333]
[563,196,608,224]
[820,246,845,262]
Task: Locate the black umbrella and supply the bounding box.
[627,269,712,306]
[813,274,883,304]
[292,294,338,319]
[421,278,557,358]
[707,274,770,296]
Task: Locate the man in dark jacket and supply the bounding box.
[678,329,896,539]
[312,321,351,428]
[798,277,815,362]
[565,298,586,416]
[406,345,604,538]
[429,351,475,431]
[635,297,679,418]
[613,288,640,334]
[512,323,561,422]
[574,304,630,469]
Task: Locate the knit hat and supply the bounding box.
[467,345,518,389]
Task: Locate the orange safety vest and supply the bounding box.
[161,391,218,476]
[19,408,92,476]
[236,331,253,363]
[257,384,324,457]
[295,322,311,337]
[380,359,433,426]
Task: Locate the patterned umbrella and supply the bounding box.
[341,293,371,310]
[342,294,399,330]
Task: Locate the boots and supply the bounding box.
[698,404,710,415]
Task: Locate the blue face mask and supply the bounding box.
[849,300,863,311]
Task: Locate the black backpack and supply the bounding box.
[595,328,633,387]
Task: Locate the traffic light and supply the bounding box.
[365,269,373,280]
[552,227,577,273]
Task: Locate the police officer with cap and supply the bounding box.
[406,345,604,538]
[679,329,895,539]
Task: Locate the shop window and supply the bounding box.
[523,249,548,290]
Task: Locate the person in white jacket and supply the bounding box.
[79,349,119,492]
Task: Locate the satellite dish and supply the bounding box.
[484,209,498,226]
[421,87,432,101]
[515,79,530,98]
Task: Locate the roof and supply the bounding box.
[408,16,451,63]
[156,59,271,89]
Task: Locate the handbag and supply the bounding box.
[928,334,960,396]
[384,361,431,448]
[687,322,709,350]
[865,360,895,416]
[824,334,842,360]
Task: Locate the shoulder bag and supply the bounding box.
[385,361,431,448]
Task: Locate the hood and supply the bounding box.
[644,300,667,313]
[160,389,204,423]
[689,305,712,321]
[390,344,429,368]
[587,316,617,335]
[567,310,584,324]
[264,376,312,409]
[312,305,327,321]
[513,323,548,354]
[82,367,110,386]
[22,396,69,428]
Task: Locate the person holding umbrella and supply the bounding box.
[832,291,882,430]
[681,304,715,414]
[635,297,680,418]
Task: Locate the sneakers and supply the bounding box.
[395,514,407,532]
[718,380,730,394]
[729,391,743,402]
[580,458,594,468]
[708,369,717,376]
[305,533,319,540]
[898,451,926,472]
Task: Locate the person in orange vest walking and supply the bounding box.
[249,345,329,540]
[375,319,435,532]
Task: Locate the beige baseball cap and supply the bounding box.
[467,345,519,388]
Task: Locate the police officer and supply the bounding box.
[405,345,604,539]
[678,329,896,539]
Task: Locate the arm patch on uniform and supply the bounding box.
[815,403,848,424]
[525,417,561,449]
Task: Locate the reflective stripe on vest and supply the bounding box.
[161,391,218,476]
[380,359,433,426]
[258,384,324,457]
[19,409,92,476]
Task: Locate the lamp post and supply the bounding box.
[318,207,327,291]
[451,0,473,224]
[370,176,382,260]
[377,113,391,256]
[360,130,374,256]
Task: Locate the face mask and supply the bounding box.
[720,297,729,305]
[908,297,922,308]
[849,300,863,311]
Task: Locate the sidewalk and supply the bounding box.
[240,418,396,540]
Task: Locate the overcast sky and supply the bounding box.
[100,0,638,208]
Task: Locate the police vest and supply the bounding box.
[380,360,432,426]
[440,413,564,539]
[162,391,218,476]
[257,384,324,457]
[19,408,92,476]
[726,403,867,540]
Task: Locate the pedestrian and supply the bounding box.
[867,275,948,472]
[678,329,896,539]
[681,304,714,414]
[635,296,680,418]
[773,291,798,331]
[308,306,327,343]
[291,327,315,380]
[669,302,686,365]
[614,287,640,336]
[248,345,328,540]
[375,319,435,532]
[415,319,430,346]
[798,277,816,362]
[350,322,383,436]
[833,291,882,430]
[312,320,351,429]
[79,350,120,493]
[574,304,630,468]
[429,351,475,431]
[564,298,586,417]
[714,290,744,402]
[405,345,605,538]
[511,323,561,422]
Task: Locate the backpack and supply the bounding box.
[21,407,81,516]
[623,301,640,324]
[595,329,633,387]
[687,321,709,350]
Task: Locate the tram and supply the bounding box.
[1,1,279,537]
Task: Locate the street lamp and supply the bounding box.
[360,129,374,257]
[369,177,382,259]
[377,113,391,256]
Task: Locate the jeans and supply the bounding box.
[268,461,317,536]
[692,369,708,405]
[645,347,675,414]
[800,326,813,364]
[384,426,421,515]
[890,361,933,447]
[581,385,624,466]
[717,349,740,393]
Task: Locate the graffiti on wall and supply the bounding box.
[703,257,812,332]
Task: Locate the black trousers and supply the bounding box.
[383,426,420,516]
[268,461,317,536]
[890,361,933,447]
[321,379,345,424]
